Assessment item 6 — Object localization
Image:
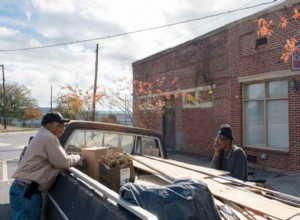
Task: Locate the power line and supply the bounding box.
[0,0,277,52]
[98,0,269,70]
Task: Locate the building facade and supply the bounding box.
[132,1,300,172]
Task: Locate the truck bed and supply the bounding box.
[43,168,158,220]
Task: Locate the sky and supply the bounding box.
[0,0,283,110]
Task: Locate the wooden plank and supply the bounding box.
[220,200,256,220]
[134,156,208,179]
[135,175,170,186]
[214,198,249,220]
[133,160,174,183]
[145,155,229,177]
[131,155,300,220]
[143,156,300,206]
[204,179,299,220]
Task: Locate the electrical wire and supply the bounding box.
[0,0,277,52]
[97,0,276,72]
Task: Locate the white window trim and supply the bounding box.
[136,85,215,109]
[238,69,300,83]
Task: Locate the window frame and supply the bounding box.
[65,128,163,157]
[243,79,289,151]
[182,85,214,109]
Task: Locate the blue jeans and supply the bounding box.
[9,181,42,220]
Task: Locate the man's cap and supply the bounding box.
[41,112,70,125]
[218,124,233,140]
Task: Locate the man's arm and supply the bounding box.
[231,149,248,181]
[45,136,81,169]
[210,143,222,169]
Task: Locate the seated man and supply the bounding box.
[210,124,248,181]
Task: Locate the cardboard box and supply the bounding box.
[99,160,135,193]
[81,147,123,181]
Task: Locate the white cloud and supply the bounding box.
[31,0,75,14]
[0,0,281,108]
[25,11,32,21]
[0,27,18,37]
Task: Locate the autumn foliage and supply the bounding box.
[56,84,106,120]
[257,18,273,37]
[257,7,300,63]
[106,75,181,128]
[23,108,41,120]
[131,75,180,128]
[281,38,298,63]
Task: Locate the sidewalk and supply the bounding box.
[167,151,300,200]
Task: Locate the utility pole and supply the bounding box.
[91,44,99,121]
[1,65,7,129]
[125,94,127,125]
[50,85,53,112]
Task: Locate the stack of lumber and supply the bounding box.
[129,155,300,220]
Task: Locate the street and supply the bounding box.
[0,131,37,220]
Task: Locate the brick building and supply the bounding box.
[132,1,300,172]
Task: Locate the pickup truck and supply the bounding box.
[42,121,300,220]
[43,120,169,220]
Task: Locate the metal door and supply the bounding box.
[163,109,175,149]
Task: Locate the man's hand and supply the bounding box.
[213,141,223,157]
[78,157,87,171]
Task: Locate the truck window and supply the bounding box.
[103,132,119,148]
[136,137,160,157]
[66,130,104,153]
[120,134,135,154]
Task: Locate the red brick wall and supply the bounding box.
[132,2,300,171]
[228,5,300,171]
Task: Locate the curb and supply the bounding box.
[0,129,37,133]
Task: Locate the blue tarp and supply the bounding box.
[120,178,221,220]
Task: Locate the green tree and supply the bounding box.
[0,82,39,119]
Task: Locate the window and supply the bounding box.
[66,130,104,152]
[103,132,119,148]
[136,137,160,157]
[182,85,214,108]
[184,92,196,105]
[120,134,135,154]
[244,80,289,149]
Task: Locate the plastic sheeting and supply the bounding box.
[120,178,221,220]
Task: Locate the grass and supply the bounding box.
[0,125,37,132]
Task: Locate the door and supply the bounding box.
[163,109,175,149]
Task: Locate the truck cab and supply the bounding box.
[60,120,167,159]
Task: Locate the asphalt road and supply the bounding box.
[0,131,37,220]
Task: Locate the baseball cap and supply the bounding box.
[41,112,70,125]
[217,124,233,140]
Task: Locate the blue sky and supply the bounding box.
[0,0,282,109]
